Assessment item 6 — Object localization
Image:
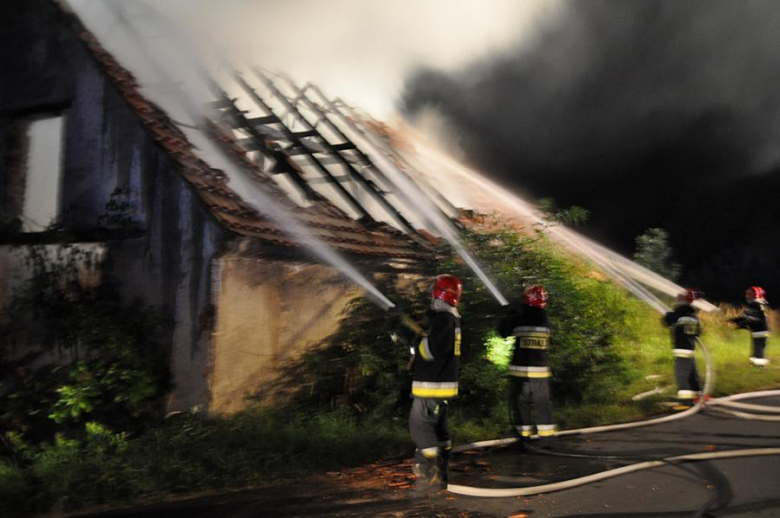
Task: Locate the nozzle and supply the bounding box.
[388,311,425,349]
[399,314,425,336]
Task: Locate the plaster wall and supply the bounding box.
[209,255,359,414]
[0,243,105,365]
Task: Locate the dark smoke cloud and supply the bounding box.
[401,0,780,302]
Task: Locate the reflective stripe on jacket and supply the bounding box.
[508,365,551,378]
[412,311,460,398]
[732,301,770,339]
[663,304,700,352]
[499,305,552,373]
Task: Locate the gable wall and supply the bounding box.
[0,0,228,412]
[209,254,360,414]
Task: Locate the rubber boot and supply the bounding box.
[412,456,441,492]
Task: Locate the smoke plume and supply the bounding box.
[401,0,780,301]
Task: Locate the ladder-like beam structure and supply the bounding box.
[206,91,317,202]
[106,0,445,242]
[256,70,420,236]
[232,72,375,223]
[304,83,461,228]
[330,98,461,219]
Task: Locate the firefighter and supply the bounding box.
[498,284,556,447]
[730,286,770,366]
[662,289,702,408]
[409,274,462,489]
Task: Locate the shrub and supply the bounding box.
[1,246,169,453]
[266,223,637,423]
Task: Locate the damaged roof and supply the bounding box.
[53,0,438,261]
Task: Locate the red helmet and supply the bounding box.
[522,285,548,309]
[746,286,766,301]
[432,274,462,307]
[677,289,701,304]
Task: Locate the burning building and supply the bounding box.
[1,0,714,416]
[0,0,441,414]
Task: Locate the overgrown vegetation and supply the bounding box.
[261,221,637,425]
[634,227,681,281]
[0,246,169,515]
[1,224,778,515]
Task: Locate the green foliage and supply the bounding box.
[1,409,411,515]
[0,422,133,514]
[269,223,637,422]
[1,245,169,450]
[537,198,590,227]
[2,223,779,515]
[442,226,635,405]
[633,227,681,281]
[0,459,31,516]
[484,333,514,368]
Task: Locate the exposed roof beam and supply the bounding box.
[259,70,420,238]
[234,71,375,222]
[209,90,317,199]
[246,114,281,125]
[311,86,461,221]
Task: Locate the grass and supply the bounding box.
[455,304,780,438]
[5,225,778,516]
[1,409,413,515]
[560,303,780,429]
[3,300,779,516]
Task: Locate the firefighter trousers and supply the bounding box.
[752,337,767,360]
[409,397,451,464]
[509,377,555,439]
[674,357,701,401]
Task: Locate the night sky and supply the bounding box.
[400,0,780,303]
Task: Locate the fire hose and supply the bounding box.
[452,337,715,455]
[707,389,780,419]
[447,343,780,497]
[395,297,780,498]
[710,390,780,421]
[447,446,780,498]
[448,389,780,498]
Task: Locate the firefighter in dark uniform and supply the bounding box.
[662,289,702,408]
[730,286,770,366]
[498,285,556,446]
[409,274,462,489]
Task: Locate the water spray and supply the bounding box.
[402,134,719,314]
[76,0,705,319]
[307,90,509,307]
[97,1,401,312]
[104,4,509,312]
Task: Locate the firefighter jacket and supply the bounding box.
[498,305,552,379]
[730,301,770,339]
[411,308,461,398]
[662,304,701,358]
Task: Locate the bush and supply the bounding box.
[265,223,638,423]
[0,244,170,506]
[633,228,681,281]
[2,223,778,515]
[0,460,31,516]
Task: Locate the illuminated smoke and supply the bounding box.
[311,100,509,306]
[65,0,723,312]
[67,0,398,310]
[396,124,718,313]
[400,0,780,302]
